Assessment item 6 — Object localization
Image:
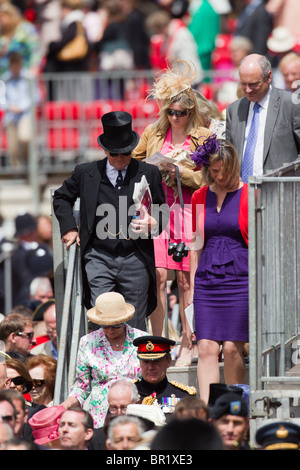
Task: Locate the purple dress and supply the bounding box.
[194,187,248,342]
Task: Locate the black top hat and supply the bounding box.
[133,335,175,360]
[97,111,139,154]
[255,421,300,450]
[15,213,37,237]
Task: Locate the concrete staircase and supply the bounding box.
[0,180,60,224]
[167,362,249,394]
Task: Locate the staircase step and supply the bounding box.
[167,363,249,395]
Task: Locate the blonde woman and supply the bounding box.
[189,137,248,403]
[133,60,212,366]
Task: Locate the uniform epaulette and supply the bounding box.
[132,379,139,384]
[170,380,197,395]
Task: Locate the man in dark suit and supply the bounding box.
[234,0,273,57]
[226,53,300,181]
[53,111,168,330]
[10,213,53,308]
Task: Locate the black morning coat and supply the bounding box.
[52,157,169,314]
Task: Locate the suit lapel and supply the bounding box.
[237,98,250,163]
[126,158,144,202]
[84,159,106,233]
[263,88,280,163]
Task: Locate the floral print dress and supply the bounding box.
[68,324,147,428]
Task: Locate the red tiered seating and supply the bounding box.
[134,99,159,135]
[84,100,116,149]
[46,128,81,150]
[45,101,82,121]
[43,101,82,151]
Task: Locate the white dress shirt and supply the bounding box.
[243,86,271,177]
[106,160,127,186]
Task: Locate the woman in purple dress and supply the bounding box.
[188,137,249,403]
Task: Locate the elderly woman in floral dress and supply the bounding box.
[61,292,147,428]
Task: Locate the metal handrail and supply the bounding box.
[51,195,87,405]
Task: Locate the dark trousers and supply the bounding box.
[84,245,150,331]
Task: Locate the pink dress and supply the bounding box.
[154,128,193,271]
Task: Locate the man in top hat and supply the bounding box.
[255,420,300,450]
[211,392,249,450]
[53,111,168,331]
[133,335,197,416]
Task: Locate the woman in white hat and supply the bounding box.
[60,292,147,429]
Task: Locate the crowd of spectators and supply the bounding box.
[0,0,299,170]
[0,0,299,95]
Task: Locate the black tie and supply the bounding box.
[116,170,123,189]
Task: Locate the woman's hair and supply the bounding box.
[158,88,206,135]
[26,354,57,398]
[175,396,210,420]
[193,90,223,127]
[0,2,21,30]
[150,60,207,135]
[61,0,84,10]
[5,358,33,383]
[201,139,241,190]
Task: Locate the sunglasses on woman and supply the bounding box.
[166,109,188,117]
[32,379,46,388]
[10,376,26,386]
[100,323,125,329]
[11,376,33,393]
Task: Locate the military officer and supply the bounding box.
[255,421,300,450]
[132,336,197,415]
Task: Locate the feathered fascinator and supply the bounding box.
[190,134,220,168]
[151,60,196,102]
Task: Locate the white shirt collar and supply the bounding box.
[106,160,128,185]
[251,85,272,110]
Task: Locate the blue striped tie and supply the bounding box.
[241,102,260,183]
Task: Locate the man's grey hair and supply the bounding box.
[29,277,52,297]
[258,55,272,79]
[108,378,139,403]
[240,54,272,79]
[107,415,145,443]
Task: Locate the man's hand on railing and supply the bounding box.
[61,229,80,251]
